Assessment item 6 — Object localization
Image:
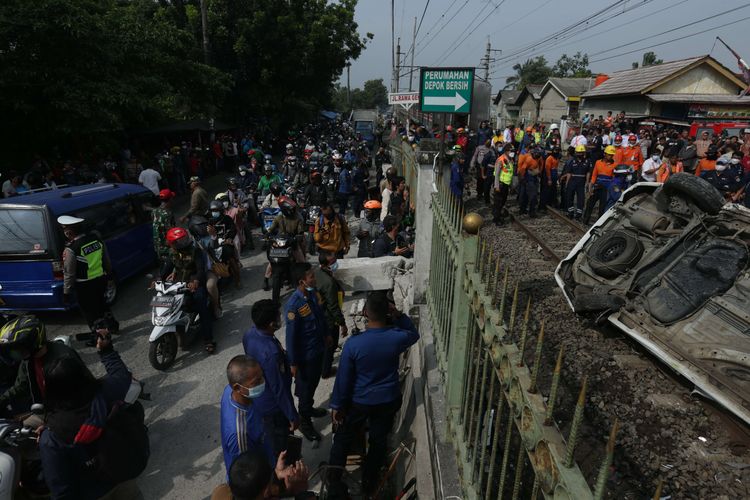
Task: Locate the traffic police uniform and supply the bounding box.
[328,313,419,492]
[563,153,592,219]
[493,154,514,223]
[284,289,328,423]
[242,326,299,460]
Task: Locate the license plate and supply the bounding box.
[150,296,175,308]
[270,248,292,258]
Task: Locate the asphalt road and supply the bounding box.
[38,177,351,499]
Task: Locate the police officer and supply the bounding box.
[492,144,515,225]
[315,251,347,379]
[327,292,419,497]
[562,145,591,220]
[284,263,332,442]
[58,215,115,339]
[242,300,299,460]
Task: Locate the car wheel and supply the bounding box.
[104,278,117,306]
[588,230,644,279]
[662,173,724,215]
[573,293,625,313]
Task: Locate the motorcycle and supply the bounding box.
[266,234,295,304]
[148,281,200,370]
[0,405,46,499]
[305,205,321,255]
[260,207,281,250]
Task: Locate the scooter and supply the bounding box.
[305,205,321,255]
[148,281,200,370]
[266,234,295,304]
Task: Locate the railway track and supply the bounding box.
[508,208,587,262]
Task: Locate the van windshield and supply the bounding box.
[0,208,49,255]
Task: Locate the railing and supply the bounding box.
[425,180,621,499]
[388,140,419,209]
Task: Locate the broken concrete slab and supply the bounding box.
[334,256,413,291]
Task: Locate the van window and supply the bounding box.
[71,198,136,239]
[0,208,49,255]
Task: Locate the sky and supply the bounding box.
[344,0,750,91]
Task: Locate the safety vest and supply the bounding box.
[496,156,514,186]
[514,129,524,142]
[534,132,541,144]
[68,234,104,282]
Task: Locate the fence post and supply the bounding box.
[412,140,439,304]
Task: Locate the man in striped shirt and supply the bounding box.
[220,355,271,475]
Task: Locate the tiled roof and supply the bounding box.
[583,56,706,97]
[545,77,595,98]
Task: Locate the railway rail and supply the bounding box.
[508,208,587,262]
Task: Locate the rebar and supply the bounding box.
[528,321,546,393]
[484,392,505,499]
[565,376,588,468]
[498,267,510,322]
[508,282,519,335]
[470,350,490,465]
[465,335,484,442]
[511,440,525,500]
[593,419,620,500]
[491,259,501,305]
[516,297,532,365]
[497,410,514,498]
[477,368,496,489]
[544,345,565,426]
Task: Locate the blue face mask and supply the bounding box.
[305,286,315,292]
[239,382,265,399]
[330,261,339,272]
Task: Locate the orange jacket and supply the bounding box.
[694,159,716,177]
[656,161,683,183]
[517,154,543,177]
[590,160,615,184]
[615,146,643,171]
[544,156,558,181]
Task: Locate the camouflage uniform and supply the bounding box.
[152,206,175,262]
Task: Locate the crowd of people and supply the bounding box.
[391,114,750,224]
[0,117,426,499]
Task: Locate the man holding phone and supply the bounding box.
[243,300,300,461]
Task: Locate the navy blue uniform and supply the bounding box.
[329,314,419,491]
[284,289,328,418]
[242,326,299,459]
[563,157,591,219]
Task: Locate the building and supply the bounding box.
[492,89,521,129]
[514,84,544,125]
[538,77,595,124]
[581,55,750,128]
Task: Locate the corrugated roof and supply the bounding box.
[545,77,595,98]
[647,93,750,103]
[526,84,543,99]
[493,89,521,105]
[583,56,705,97]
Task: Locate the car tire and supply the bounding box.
[662,173,724,215]
[588,230,644,279]
[104,278,117,306]
[573,293,625,313]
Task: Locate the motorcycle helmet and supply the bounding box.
[264,165,273,176]
[227,177,238,188]
[239,165,248,176]
[166,227,191,249]
[386,166,397,178]
[332,152,343,162]
[279,196,297,217]
[270,182,282,197]
[363,199,382,221]
[0,315,47,362]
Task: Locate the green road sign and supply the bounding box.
[419,67,474,114]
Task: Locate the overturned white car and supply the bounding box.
[555,173,750,425]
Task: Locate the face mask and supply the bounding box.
[211,211,221,218]
[508,152,515,158]
[330,261,339,272]
[240,170,247,176]
[651,155,660,162]
[223,201,229,209]
[305,286,315,292]
[730,159,740,165]
[239,382,265,399]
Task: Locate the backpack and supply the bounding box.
[87,401,150,484]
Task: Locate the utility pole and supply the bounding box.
[396,38,402,93]
[481,36,491,81]
[408,16,417,92]
[391,0,396,92]
[199,0,210,64]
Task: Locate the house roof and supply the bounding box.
[647,93,750,104]
[493,89,521,106]
[525,84,544,100]
[582,55,746,98]
[542,77,595,99]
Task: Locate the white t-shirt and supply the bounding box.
[138,168,161,195]
[640,158,661,181]
[601,134,611,146]
[381,188,393,221]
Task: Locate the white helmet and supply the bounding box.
[285,143,293,150]
[549,123,559,130]
[332,152,343,161]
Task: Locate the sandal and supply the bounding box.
[205,342,216,354]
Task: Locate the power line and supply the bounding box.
[415,0,469,58]
[589,13,750,64]
[416,0,431,36]
[433,0,509,67]
[432,0,503,66]
[413,0,459,50]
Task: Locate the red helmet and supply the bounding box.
[615,135,622,141]
[628,134,637,142]
[166,227,188,245]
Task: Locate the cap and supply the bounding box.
[189,176,201,183]
[158,189,175,200]
[57,215,85,226]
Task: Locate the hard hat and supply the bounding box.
[575,145,587,153]
[615,135,623,142]
[452,144,463,151]
[628,134,637,142]
[604,145,616,155]
[364,200,382,209]
[57,215,85,226]
[549,124,559,130]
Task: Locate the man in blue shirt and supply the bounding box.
[327,291,419,496]
[284,263,332,442]
[243,299,300,461]
[220,355,269,475]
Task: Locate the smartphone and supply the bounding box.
[285,435,303,465]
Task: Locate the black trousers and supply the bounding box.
[75,276,108,331]
[518,178,539,215]
[583,184,608,224]
[295,352,323,418]
[322,325,339,377]
[566,178,586,218]
[329,398,401,492]
[262,410,291,462]
[493,184,509,221]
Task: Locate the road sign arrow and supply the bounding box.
[423,92,468,111]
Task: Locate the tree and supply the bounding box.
[505,56,552,90]
[632,51,663,69]
[552,52,593,78]
[330,79,387,112]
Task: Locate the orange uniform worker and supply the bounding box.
[656,153,683,183]
[517,149,544,216]
[615,134,643,174]
[694,146,718,178]
[539,149,560,211]
[584,145,617,223]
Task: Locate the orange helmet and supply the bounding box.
[364,200,382,209]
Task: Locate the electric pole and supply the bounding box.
[391,0,396,92]
[408,16,417,92]
[396,38,402,93]
[481,36,491,81]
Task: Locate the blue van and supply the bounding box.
[0,183,157,311]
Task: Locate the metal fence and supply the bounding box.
[425,180,622,499]
[389,140,419,207]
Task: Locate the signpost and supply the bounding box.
[419,67,474,114]
[388,91,420,110]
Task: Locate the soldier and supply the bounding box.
[284,263,332,442]
[153,189,176,269]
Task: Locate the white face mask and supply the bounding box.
[223,201,229,209]
[651,155,660,162]
[508,152,515,158]
[716,163,728,172]
[730,158,740,165]
[240,170,247,176]
[211,211,221,218]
